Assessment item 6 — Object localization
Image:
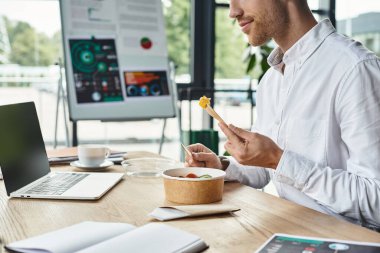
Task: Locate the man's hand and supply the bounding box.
[219,123,283,169]
[184,143,223,169]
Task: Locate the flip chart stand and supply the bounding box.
[54,58,70,148]
[71,118,167,155]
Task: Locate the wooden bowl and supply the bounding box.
[162,167,226,205]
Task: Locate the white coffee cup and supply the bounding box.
[77,145,110,166]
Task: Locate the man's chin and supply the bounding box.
[248,35,270,47]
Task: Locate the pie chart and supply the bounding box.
[140,37,153,50]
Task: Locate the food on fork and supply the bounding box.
[198,96,226,124]
[199,96,211,109]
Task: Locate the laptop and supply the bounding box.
[0,102,124,200]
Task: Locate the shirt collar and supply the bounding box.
[268,19,336,72]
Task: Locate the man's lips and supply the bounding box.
[239,20,253,33]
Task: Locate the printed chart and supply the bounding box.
[123,71,169,97]
[69,38,123,103]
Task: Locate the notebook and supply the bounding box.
[0,102,123,199]
[6,221,208,253]
[47,147,126,165]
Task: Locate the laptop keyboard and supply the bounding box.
[22,173,89,196]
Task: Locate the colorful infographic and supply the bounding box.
[69,38,123,104]
[257,235,380,253]
[123,71,169,97]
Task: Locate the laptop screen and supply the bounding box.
[0,102,50,195]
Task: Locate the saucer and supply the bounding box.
[70,160,114,170]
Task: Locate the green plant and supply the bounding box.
[243,43,273,83]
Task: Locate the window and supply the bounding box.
[163,0,191,83]
[215,8,247,79]
[336,0,380,56]
[214,5,256,130]
[0,0,64,148]
[0,0,62,66]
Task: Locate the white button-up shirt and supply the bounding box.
[225,19,380,229]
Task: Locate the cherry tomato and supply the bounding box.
[185,173,198,178]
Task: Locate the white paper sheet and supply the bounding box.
[6,222,135,253]
[149,207,190,221]
[149,204,240,221]
[77,223,207,253]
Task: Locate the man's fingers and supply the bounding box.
[184,152,209,167]
[219,123,243,143]
[187,159,206,167]
[229,124,252,139]
[184,153,192,163]
[192,152,215,162]
[187,143,211,153]
[224,141,234,155]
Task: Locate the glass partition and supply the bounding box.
[336,0,380,56]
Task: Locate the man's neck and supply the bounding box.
[274,4,317,53]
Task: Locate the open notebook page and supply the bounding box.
[77,223,208,253]
[6,222,135,253]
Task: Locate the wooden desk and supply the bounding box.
[0,151,379,252]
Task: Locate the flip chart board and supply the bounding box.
[60,0,176,120]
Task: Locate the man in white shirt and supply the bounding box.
[185,0,380,230]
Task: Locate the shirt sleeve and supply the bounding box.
[224,156,270,189]
[274,59,380,228]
